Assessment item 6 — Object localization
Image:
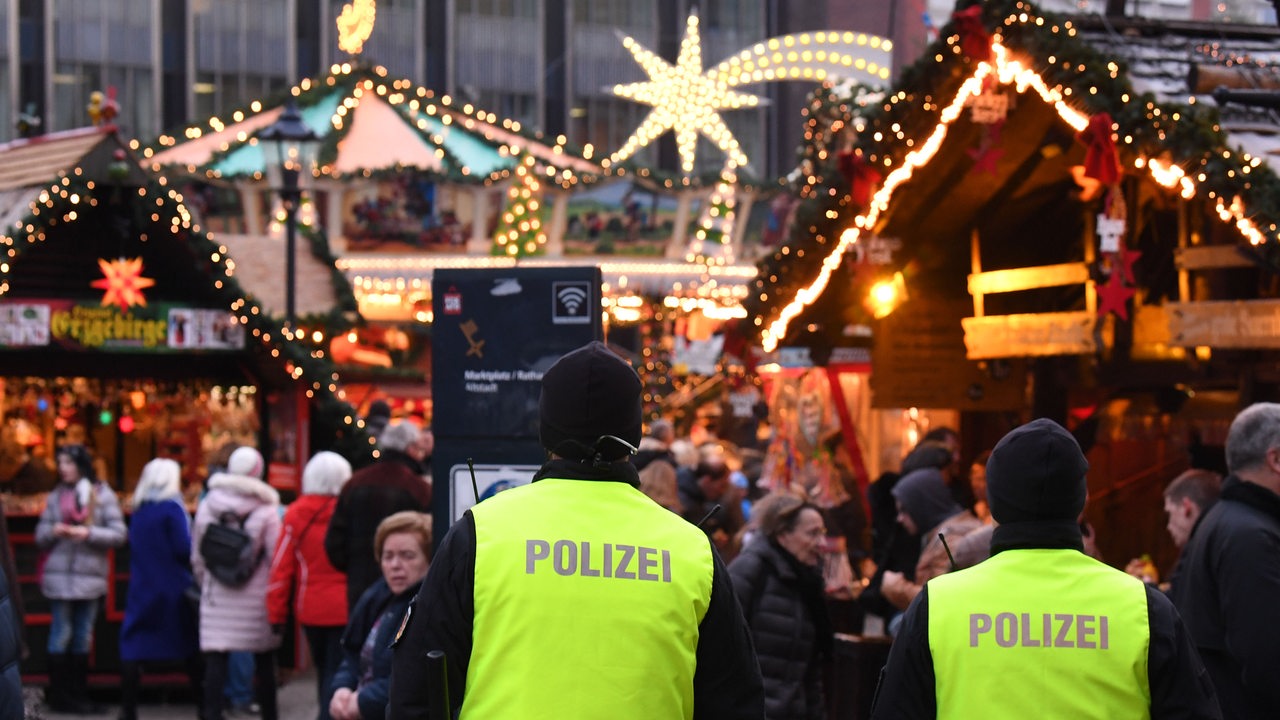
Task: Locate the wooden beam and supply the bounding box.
[1188,62,1280,94]
[1174,244,1253,270]
[970,228,984,318]
[968,262,1091,296]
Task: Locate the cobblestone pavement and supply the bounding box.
[29,667,320,720]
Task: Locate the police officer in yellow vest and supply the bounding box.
[870,418,1221,720]
[387,341,765,720]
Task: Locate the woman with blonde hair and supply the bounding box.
[119,457,201,720]
[329,511,432,720]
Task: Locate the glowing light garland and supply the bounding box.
[0,162,374,462]
[760,35,1274,352]
[148,64,599,190]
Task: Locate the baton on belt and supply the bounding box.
[427,650,451,720]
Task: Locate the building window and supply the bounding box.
[570,96,654,166]
[49,0,156,137]
[459,0,537,19]
[191,0,290,119]
[0,1,11,143]
[471,90,537,128]
[572,0,653,26]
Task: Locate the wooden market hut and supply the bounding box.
[748,0,1280,572]
[0,124,367,679]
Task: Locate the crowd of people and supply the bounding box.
[0,342,1277,720]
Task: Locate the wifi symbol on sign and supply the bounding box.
[557,286,588,314]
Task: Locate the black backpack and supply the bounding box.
[200,510,264,588]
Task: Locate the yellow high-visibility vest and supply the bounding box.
[928,548,1151,720]
[465,478,714,720]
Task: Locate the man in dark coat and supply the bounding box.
[677,445,746,562]
[1171,402,1280,719]
[325,421,432,609]
[0,567,21,720]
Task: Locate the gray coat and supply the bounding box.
[192,471,281,653]
[35,481,127,600]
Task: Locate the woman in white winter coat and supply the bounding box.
[192,446,282,720]
[36,443,126,714]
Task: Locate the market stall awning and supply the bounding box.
[0,127,118,192]
[748,1,1280,351]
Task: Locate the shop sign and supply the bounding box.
[873,298,1027,410]
[0,299,245,352]
[1165,299,1280,348]
[961,311,1096,359]
[432,267,601,441]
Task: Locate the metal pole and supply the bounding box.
[284,168,300,329]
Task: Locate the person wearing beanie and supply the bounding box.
[192,445,283,720]
[388,341,765,720]
[1172,403,1280,719]
[879,468,985,613]
[363,399,393,440]
[872,418,1221,720]
[324,420,433,609]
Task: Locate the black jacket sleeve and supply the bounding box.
[869,587,935,720]
[869,585,1224,720]
[1146,586,1222,720]
[324,491,351,572]
[387,513,475,720]
[693,545,766,720]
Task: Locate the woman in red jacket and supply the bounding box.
[267,451,352,720]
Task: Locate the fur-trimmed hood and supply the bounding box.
[207,472,280,505]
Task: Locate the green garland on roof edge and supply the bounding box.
[746,0,1280,337]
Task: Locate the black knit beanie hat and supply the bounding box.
[986,418,1089,523]
[539,341,642,462]
[891,467,962,534]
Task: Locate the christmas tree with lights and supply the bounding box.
[491,152,547,257]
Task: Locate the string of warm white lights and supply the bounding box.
[759,18,1277,352]
[688,160,739,265]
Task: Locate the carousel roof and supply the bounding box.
[145,64,604,187]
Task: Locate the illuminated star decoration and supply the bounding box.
[610,12,763,174]
[337,0,377,55]
[610,15,893,175]
[91,257,155,313]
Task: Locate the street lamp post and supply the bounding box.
[260,101,319,330]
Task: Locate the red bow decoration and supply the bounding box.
[952,6,992,62]
[837,150,882,208]
[1077,113,1120,185]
